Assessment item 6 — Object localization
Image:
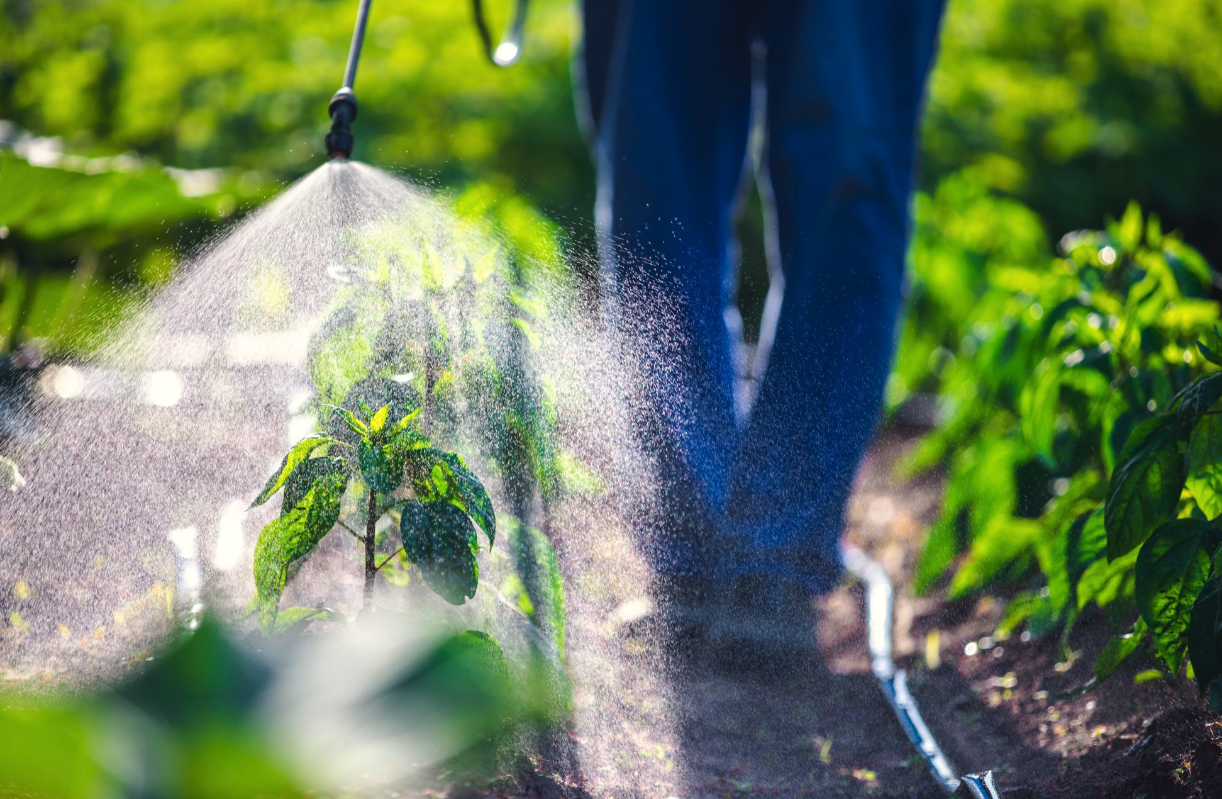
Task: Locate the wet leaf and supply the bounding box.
[368,404,390,435]
[272,607,345,635]
[399,499,479,605]
[1066,509,1107,601]
[403,449,495,547]
[282,456,347,510]
[1092,618,1147,685]
[249,434,335,508]
[358,437,406,495]
[507,521,566,659]
[329,405,368,437]
[253,468,347,627]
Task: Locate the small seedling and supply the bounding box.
[249,400,494,629]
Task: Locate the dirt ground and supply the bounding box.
[482,428,1222,799]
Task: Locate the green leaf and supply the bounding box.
[282,456,347,510]
[399,499,480,605]
[249,434,334,508]
[507,520,566,659]
[1092,617,1147,685]
[1187,577,1221,694]
[1066,508,1107,599]
[370,629,514,759]
[403,448,496,546]
[328,377,421,444]
[1019,357,1061,464]
[252,469,347,628]
[1173,372,1222,433]
[1197,327,1222,367]
[438,453,496,546]
[358,437,406,494]
[1187,399,1222,518]
[948,517,1040,599]
[368,404,390,435]
[1077,548,1138,612]
[329,405,369,437]
[389,406,422,437]
[1134,519,1213,674]
[1117,201,1143,252]
[1104,415,1185,561]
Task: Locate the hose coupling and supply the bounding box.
[325,87,358,160]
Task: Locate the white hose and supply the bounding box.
[841,545,1002,798]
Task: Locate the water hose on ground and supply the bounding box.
[841,545,1003,798]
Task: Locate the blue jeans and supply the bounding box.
[579,0,945,593]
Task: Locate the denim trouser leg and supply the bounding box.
[720,0,947,591]
[584,0,755,576]
[580,0,945,586]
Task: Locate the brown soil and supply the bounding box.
[479,428,1222,798]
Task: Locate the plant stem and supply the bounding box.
[363,488,377,610]
[338,519,364,543]
[375,546,405,573]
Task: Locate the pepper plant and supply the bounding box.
[301,185,582,657]
[904,201,1222,701]
[249,394,495,628]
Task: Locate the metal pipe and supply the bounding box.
[342,0,373,91]
[841,545,1003,798]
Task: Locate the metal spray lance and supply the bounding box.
[324,0,530,160]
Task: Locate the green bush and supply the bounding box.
[904,194,1222,700]
[926,0,1222,262]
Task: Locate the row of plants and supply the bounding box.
[903,185,1222,705]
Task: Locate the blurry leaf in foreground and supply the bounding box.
[117,618,272,728]
[0,697,102,799]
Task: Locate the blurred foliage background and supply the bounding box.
[1,0,1221,355]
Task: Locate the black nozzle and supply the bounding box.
[325,87,358,160]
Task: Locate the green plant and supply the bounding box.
[249,397,495,628]
[299,184,587,659]
[906,201,1221,699]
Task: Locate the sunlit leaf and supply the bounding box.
[1092,618,1147,685]
[253,468,347,627]
[249,434,335,508]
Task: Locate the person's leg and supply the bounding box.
[720,0,947,590]
[587,0,756,576]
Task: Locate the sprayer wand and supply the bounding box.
[324,0,529,159]
[324,0,371,159]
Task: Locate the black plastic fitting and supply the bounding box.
[325,87,358,160]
